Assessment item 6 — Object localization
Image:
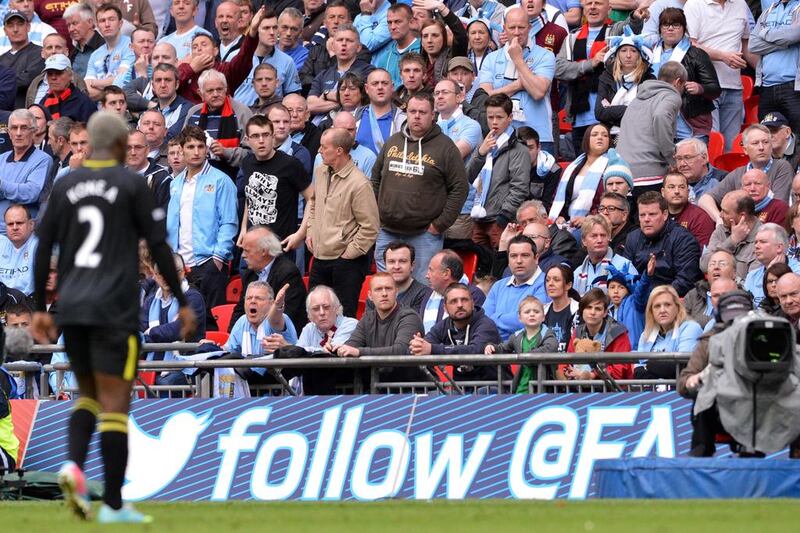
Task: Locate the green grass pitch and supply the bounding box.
[1,500,798,532]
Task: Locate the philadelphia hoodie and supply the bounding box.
[371,124,468,235]
[616,79,683,181]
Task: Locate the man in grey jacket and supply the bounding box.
[333,272,425,383]
[617,61,686,192]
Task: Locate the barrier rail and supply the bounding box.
[4,344,692,398]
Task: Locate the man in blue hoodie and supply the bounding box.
[166,125,238,328]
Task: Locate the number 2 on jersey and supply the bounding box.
[75,205,104,268]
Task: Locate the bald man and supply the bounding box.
[284,92,322,157]
[742,168,789,225]
[699,278,741,333]
[312,112,376,176]
[777,272,800,325]
[702,190,762,279]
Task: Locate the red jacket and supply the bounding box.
[178,34,258,104]
[35,0,72,44]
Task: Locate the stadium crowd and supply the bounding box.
[0,0,799,398]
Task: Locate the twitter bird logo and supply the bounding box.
[123,410,212,500]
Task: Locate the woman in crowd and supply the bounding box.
[466,19,495,73]
[760,263,793,315]
[549,125,628,231]
[543,265,581,352]
[419,2,469,86]
[635,285,703,379]
[558,288,634,382]
[650,8,720,142]
[318,73,368,130]
[596,29,654,135]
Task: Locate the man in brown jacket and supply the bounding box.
[371,92,468,283]
[305,127,379,317]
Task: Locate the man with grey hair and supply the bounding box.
[744,222,800,307]
[698,124,795,222]
[617,61,687,187]
[232,225,308,332]
[47,116,75,181]
[64,2,104,78]
[277,7,308,71]
[184,68,253,179]
[0,108,51,234]
[25,32,88,107]
[674,137,726,202]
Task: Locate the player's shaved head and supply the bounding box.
[88,111,130,160]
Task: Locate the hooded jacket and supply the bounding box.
[424,306,502,382]
[372,124,468,235]
[617,79,683,180]
[624,219,702,297]
[595,62,656,128]
[465,130,531,224]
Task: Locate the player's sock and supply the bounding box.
[98,412,129,511]
[68,397,101,468]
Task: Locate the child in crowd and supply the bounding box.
[485,296,557,393]
[605,253,655,350]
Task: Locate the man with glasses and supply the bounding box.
[683,249,738,329]
[674,137,725,202]
[761,112,800,174]
[0,109,51,235]
[125,129,171,210]
[699,124,795,221]
[84,4,135,101]
[702,190,761,279]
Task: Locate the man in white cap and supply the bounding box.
[38,54,95,123]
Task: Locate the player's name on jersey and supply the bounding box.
[66,180,119,205]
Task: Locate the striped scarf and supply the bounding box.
[198,96,240,148]
[43,86,72,120]
[548,153,609,221]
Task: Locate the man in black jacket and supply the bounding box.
[624,191,702,296]
[231,225,308,331]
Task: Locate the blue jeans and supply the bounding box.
[712,89,743,152]
[375,229,444,285]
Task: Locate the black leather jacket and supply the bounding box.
[678,45,721,118]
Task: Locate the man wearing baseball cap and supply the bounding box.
[38,54,95,123]
[448,57,489,135]
[0,10,44,109]
[762,112,799,174]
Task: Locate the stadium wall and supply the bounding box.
[11,394,785,501]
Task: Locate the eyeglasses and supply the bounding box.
[674,153,702,163]
[598,205,625,213]
[707,260,731,268]
[660,22,682,29]
[433,90,456,96]
[248,133,273,140]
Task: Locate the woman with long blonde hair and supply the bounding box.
[636,285,703,379]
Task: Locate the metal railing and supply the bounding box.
[4,343,691,398]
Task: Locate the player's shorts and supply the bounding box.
[61,327,140,381]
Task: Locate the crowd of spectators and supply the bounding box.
[1,0,799,397]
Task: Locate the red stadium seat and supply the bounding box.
[743,95,760,129]
[714,152,749,172]
[357,275,373,319]
[741,75,754,101]
[707,131,725,164]
[731,132,745,154]
[211,304,235,333]
[226,276,242,303]
[205,330,230,346]
[558,161,570,171]
[302,275,310,289]
[456,250,478,282]
[558,109,572,133]
[136,371,156,398]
